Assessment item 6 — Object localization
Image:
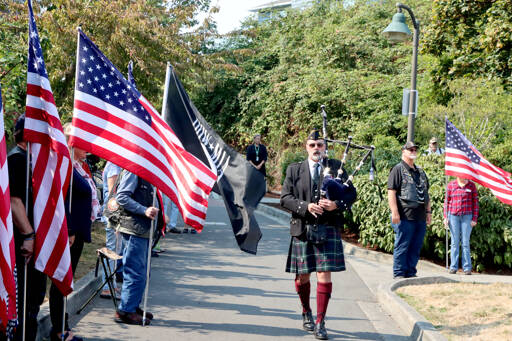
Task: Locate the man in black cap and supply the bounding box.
[280,129,347,340]
[7,115,47,341]
[387,141,431,279]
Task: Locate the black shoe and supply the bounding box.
[151,251,159,258]
[393,275,405,280]
[302,311,314,332]
[314,320,328,340]
[136,307,154,320]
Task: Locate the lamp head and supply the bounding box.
[383,12,411,43]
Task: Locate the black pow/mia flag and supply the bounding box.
[162,65,265,254]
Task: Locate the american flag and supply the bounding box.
[445,119,512,205]
[23,0,73,295]
[0,84,17,330]
[70,29,217,229]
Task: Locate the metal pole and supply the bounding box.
[397,3,420,143]
[22,142,31,341]
[142,190,157,326]
[446,223,449,269]
[407,25,419,143]
[61,298,67,340]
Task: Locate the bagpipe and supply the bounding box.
[318,105,380,211]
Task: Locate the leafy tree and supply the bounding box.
[0,0,218,135]
[423,0,512,103]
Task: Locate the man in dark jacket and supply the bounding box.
[114,171,161,325]
[280,130,352,340]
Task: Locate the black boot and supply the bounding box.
[302,311,314,332]
[314,319,328,340]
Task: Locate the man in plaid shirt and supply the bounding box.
[444,177,479,275]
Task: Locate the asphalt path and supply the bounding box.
[72,198,407,340]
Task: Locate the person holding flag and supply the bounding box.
[0,85,18,340]
[114,170,162,325]
[443,176,478,275]
[7,115,47,341]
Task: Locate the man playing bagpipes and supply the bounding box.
[280,129,356,340]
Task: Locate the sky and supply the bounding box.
[209,0,271,34]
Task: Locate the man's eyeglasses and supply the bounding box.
[307,142,324,148]
[407,148,418,152]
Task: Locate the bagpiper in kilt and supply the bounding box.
[281,130,352,341]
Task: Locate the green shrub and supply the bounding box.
[280,149,307,184]
[351,154,512,271]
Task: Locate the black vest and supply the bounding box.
[398,163,429,208]
[118,175,154,237]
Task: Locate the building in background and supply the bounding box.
[250,0,317,23]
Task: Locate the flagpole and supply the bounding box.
[161,62,171,118]
[141,62,170,326]
[142,190,157,326]
[22,142,31,341]
[445,114,449,270]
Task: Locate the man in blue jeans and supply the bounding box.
[114,170,161,325]
[387,142,432,279]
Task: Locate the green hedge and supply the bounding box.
[351,155,512,271]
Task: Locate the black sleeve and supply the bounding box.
[246,145,252,161]
[261,145,268,161]
[280,163,309,217]
[387,165,401,191]
[8,153,27,200]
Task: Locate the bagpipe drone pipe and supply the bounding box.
[319,105,380,211]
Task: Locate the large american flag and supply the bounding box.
[23,0,73,295]
[0,85,17,330]
[70,29,217,229]
[445,119,512,205]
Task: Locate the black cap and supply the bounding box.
[307,129,321,141]
[402,141,419,150]
[14,114,25,135]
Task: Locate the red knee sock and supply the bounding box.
[295,280,311,313]
[316,282,332,323]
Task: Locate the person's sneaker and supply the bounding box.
[190,228,197,234]
[449,269,457,274]
[393,275,405,280]
[182,228,189,233]
[464,270,472,275]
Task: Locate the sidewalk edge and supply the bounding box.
[37,269,103,340]
[377,276,454,341]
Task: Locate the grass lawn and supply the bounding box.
[396,283,512,340]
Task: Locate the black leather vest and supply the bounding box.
[398,163,429,208]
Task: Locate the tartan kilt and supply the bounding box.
[286,225,346,274]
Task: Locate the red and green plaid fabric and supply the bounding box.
[286,226,345,274]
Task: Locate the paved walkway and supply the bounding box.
[71,198,408,340]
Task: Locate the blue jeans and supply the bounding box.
[449,214,473,272]
[118,233,149,313]
[103,222,117,290]
[164,195,179,229]
[392,219,427,277]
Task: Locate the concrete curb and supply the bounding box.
[377,276,455,341]
[256,202,290,224]
[37,269,103,340]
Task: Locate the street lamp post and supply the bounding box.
[383,3,420,143]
